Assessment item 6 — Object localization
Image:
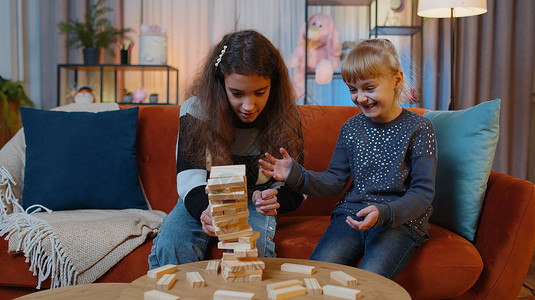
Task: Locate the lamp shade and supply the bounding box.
[417,0,487,18]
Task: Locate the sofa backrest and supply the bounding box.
[132,104,427,216]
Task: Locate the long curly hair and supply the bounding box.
[183,30,303,167]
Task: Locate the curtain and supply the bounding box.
[421,0,535,179]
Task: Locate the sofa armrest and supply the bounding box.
[468,171,535,299]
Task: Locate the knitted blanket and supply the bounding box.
[0,103,166,289]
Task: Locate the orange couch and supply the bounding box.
[1,104,534,299]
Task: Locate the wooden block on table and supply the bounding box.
[221,259,265,272]
[213,289,254,300]
[206,176,246,192]
[322,284,362,299]
[222,268,263,278]
[280,263,316,275]
[144,289,180,300]
[205,259,220,275]
[266,279,304,291]
[156,273,176,291]
[331,270,358,287]
[147,264,178,279]
[209,165,246,178]
[304,278,322,295]
[186,271,206,288]
[267,284,306,300]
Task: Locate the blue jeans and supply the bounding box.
[309,210,426,280]
[148,193,277,269]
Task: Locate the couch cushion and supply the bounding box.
[20,107,148,211]
[424,99,500,241]
[274,217,482,300]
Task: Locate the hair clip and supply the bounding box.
[215,45,227,67]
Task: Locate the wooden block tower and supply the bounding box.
[205,165,265,282]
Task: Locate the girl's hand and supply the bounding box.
[200,205,216,236]
[346,205,379,231]
[259,148,293,181]
[253,189,280,216]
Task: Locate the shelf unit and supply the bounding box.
[303,0,422,106]
[56,64,179,106]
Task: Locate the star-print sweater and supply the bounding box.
[285,109,437,236]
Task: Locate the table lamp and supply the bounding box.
[417,0,487,110]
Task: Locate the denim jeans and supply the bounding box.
[148,193,277,269]
[309,210,426,280]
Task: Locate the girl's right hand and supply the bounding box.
[200,205,216,237]
[259,148,293,182]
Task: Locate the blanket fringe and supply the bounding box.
[0,166,24,218]
[0,212,79,289]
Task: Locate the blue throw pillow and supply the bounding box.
[424,99,500,241]
[20,107,148,211]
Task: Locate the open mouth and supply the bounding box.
[361,103,376,109]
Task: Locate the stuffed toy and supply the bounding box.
[289,13,342,97]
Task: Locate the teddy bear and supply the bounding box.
[289,13,342,98]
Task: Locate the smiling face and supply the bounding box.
[346,71,403,124]
[224,73,271,123]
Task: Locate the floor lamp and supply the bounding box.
[417,0,487,110]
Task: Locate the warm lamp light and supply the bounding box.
[417,0,487,110]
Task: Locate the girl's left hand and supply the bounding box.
[346,205,379,231]
[253,189,280,216]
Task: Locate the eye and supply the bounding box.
[231,91,242,97]
[255,91,266,96]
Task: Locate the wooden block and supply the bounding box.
[218,239,255,250]
[186,271,206,288]
[206,176,246,191]
[247,274,262,282]
[266,279,304,291]
[212,217,249,234]
[210,165,246,178]
[210,199,247,211]
[280,263,316,275]
[144,289,180,300]
[213,289,255,300]
[156,273,176,291]
[267,284,306,299]
[322,284,362,300]
[212,210,249,224]
[234,248,258,257]
[205,260,220,275]
[218,227,254,241]
[221,259,265,272]
[331,271,358,287]
[304,278,322,295]
[147,264,178,279]
[222,268,263,278]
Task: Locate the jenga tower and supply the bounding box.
[205,165,265,282]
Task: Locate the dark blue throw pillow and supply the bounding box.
[20,107,148,211]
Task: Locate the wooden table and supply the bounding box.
[16,283,127,300]
[120,258,410,299]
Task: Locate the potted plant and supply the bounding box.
[57,0,133,65]
[0,76,34,147]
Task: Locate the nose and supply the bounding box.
[242,96,255,111]
[356,93,367,104]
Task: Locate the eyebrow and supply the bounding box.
[227,85,270,93]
